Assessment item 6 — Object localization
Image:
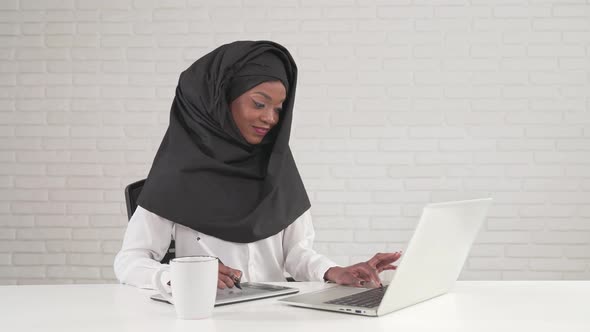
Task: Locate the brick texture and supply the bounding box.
[1,1,589,284]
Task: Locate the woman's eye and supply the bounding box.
[254,101,265,109]
[274,108,282,114]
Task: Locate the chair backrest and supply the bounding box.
[124,179,146,221]
[124,179,175,264]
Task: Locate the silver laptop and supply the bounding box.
[280,198,492,317]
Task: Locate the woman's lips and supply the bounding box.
[253,126,270,135]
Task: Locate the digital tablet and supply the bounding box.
[150,282,299,306]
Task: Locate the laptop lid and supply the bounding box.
[377,198,492,315]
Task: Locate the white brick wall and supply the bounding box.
[1,0,589,284]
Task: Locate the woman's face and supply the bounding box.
[230,80,286,145]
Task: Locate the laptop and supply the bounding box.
[280,198,492,317]
[151,282,298,306]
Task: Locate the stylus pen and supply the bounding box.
[196,236,242,289]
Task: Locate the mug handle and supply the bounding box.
[153,265,173,304]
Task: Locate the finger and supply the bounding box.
[371,252,401,264]
[219,265,242,281]
[356,265,381,287]
[217,279,226,289]
[366,252,382,267]
[352,276,378,288]
[353,278,368,288]
[367,252,390,268]
[218,273,235,288]
[231,268,243,281]
[377,253,401,267]
[218,263,233,275]
[369,252,402,269]
[365,265,382,285]
[378,265,397,272]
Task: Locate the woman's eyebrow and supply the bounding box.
[253,91,285,103]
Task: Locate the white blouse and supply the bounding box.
[114,206,338,289]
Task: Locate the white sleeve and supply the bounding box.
[283,209,340,281]
[113,206,174,289]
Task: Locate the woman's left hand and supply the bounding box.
[323,251,402,288]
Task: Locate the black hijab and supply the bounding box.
[137,40,310,243]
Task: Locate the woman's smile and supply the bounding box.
[253,126,270,136]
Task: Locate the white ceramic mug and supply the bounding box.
[153,256,218,320]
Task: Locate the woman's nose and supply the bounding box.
[260,108,278,125]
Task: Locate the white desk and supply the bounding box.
[1,281,589,332]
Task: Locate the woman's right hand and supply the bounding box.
[218,262,242,289]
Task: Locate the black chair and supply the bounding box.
[125,179,175,264]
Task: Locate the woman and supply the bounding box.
[114,40,401,290]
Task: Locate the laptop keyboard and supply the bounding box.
[325,285,388,308]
